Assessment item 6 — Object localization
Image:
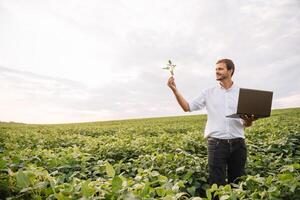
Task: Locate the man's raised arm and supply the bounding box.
[167,76,190,112]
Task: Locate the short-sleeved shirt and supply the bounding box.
[188,83,244,139]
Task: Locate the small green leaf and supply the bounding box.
[141,182,151,197]
[105,162,115,178]
[54,192,65,200]
[158,175,168,183]
[220,195,230,200]
[184,171,193,180]
[33,181,48,190]
[211,183,218,191]
[229,192,237,200]
[20,187,32,193]
[206,189,212,200]
[155,187,165,197]
[0,159,7,169]
[175,192,188,199]
[187,186,196,196]
[151,171,160,177]
[16,170,30,189]
[112,176,122,193]
[176,166,185,172]
[223,184,231,191]
[278,173,293,181]
[82,180,95,197]
[163,195,173,200]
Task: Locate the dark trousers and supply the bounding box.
[207,137,247,186]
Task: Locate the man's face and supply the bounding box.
[215,63,232,81]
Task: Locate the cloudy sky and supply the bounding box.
[0,0,299,124]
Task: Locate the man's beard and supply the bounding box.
[216,74,226,81]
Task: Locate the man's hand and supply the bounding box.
[167,76,190,112]
[241,114,257,127]
[167,76,177,91]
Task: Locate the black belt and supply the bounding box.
[208,137,244,144]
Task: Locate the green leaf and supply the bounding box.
[184,171,193,180]
[268,186,277,193]
[33,194,42,200]
[220,195,230,200]
[82,180,95,197]
[54,192,66,200]
[293,163,300,169]
[16,170,30,189]
[163,195,173,200]
[175,166,185,172]
[223,184,231,191]
[112,176,122,193]
[141,182,151,197]
[206,189,212,200]
[151,170,160,177]
[290,184,297,193]
[187,186,196,196]
[175,192,188,199]
[158,175,168,184]
[177,181,185,188]
[211,183,218,191]
[33,181,48,190]
[229,192,237,200]
[155,187,165,197]
[278,173,293,181]
[0,159,7,169]
[105,162,115,178]
[20,187,32,193]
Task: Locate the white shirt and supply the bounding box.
[188,83,244,139]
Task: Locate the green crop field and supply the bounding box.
[0,108,299,200]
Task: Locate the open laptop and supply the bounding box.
[226,88,273,119]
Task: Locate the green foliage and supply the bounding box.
[0,108,299,199]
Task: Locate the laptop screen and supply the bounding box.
[237,88,273,117]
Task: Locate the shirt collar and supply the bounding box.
[218,81,236,91]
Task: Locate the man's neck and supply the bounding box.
[219,79,233,90]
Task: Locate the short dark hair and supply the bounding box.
[216,59,235,76]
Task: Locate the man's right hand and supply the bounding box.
[167,76,190,112]
[167,76,177,91]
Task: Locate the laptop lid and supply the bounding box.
[226,88,273,118]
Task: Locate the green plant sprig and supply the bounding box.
[162,60,176,76]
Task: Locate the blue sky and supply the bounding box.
[0,0,299,123]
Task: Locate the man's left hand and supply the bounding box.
[241,114,257,127]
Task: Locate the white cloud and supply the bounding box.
[274,93,300,109]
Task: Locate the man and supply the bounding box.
[167,58,256,186]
